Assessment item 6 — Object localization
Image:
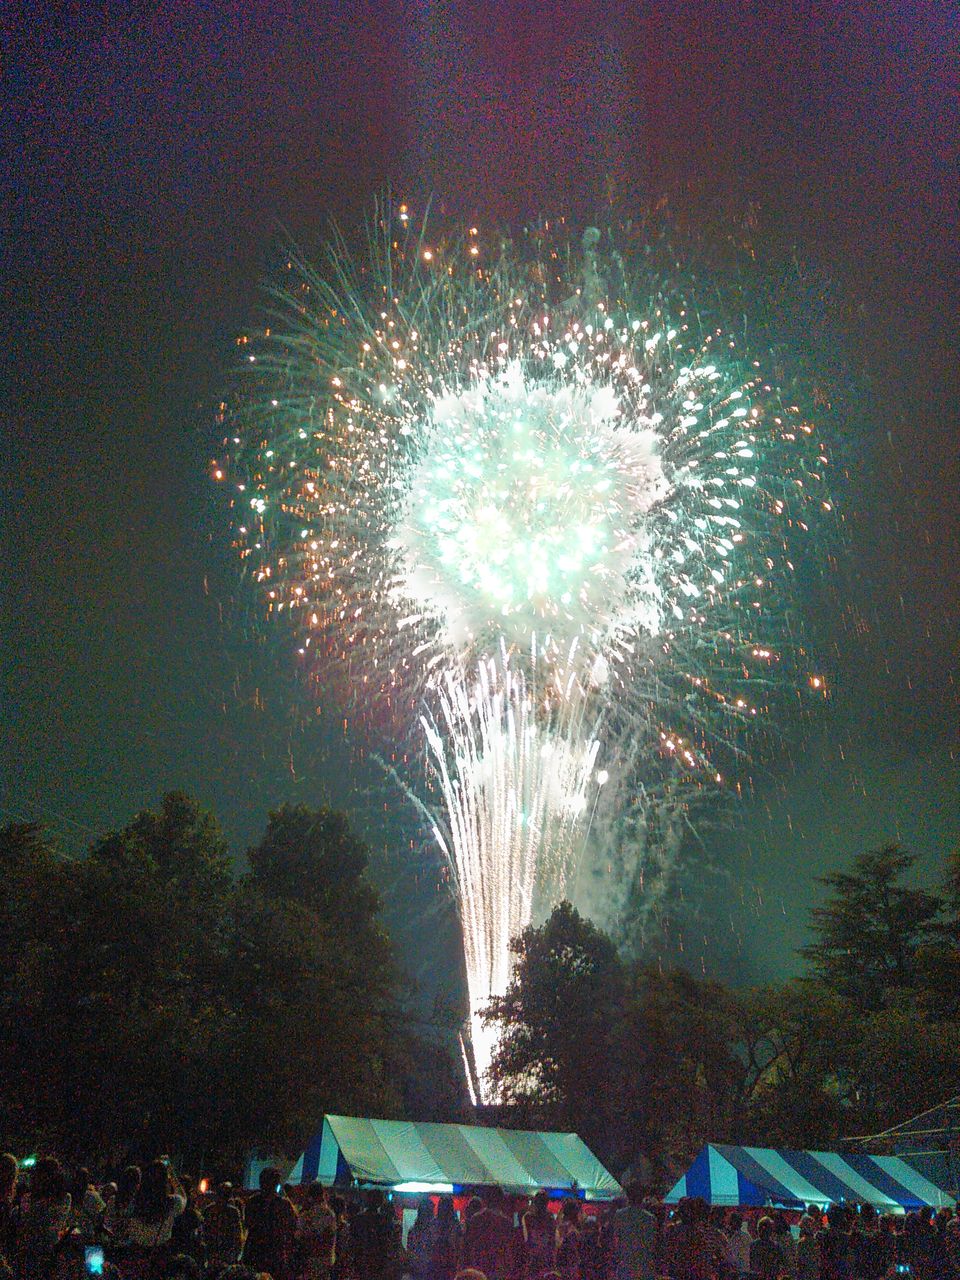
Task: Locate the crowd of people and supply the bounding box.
[1,1152,959,1280]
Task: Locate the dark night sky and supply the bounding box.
[3,1,958,987]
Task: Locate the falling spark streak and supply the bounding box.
[222,207,832,1098]
[423,651,601,1083]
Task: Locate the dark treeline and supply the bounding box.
[1,795,957,1185]
[485,846,960,1182]
[0,795,462,1169]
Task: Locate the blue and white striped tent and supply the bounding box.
[285,1114,623,1200]
[666,1145,954,1211]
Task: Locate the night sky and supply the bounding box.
[4,1,958,989]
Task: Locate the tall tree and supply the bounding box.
[91,790,232,895]
[0,823,74,1148]
[485,904,756,1179]
[230,803,406,1153]
[486,902,625,1138]
[800,844,942,1012]
[740,981,851,1148]
[617,967,753,1172]
[248,804,382,943]
[29,793,234,1160]
[902,844,960,1021]
[839,1000,960,1134]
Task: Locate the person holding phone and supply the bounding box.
[122,1159,186,1258]
[103,1166,140,1244]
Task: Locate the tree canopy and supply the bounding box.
[800,843,943,1011]
[0,794,416,1166]
[485,843,960,1181]
[1,800,955,1187]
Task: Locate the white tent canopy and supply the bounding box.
[285,1114,623,1200]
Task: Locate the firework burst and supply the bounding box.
[221,205,831,1098]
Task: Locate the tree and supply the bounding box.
[617,966,755,1172]
[942,844,960,943]
[91,791,231,896]
[739,981,852,1148]
[248,804,383,945]
[485,902,625,1138]
[198,882,405,1159]
[0,797,416,1166]
[746,844,960,1144]
[839,1000,960,1135]
[485,904,754,1179]
[0,795,236,1160]
[0,823,75,1148]
[801,844,942,1012]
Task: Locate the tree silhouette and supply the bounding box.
[801,844,942,1012]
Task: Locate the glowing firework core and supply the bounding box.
[395,362,668,652]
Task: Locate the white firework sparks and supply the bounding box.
[423,653,601,1093]
[222,208,830,1098]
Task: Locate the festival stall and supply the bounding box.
[665,1144,955,1211]
[279,1114,623,1201]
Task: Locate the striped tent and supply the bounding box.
[665,1144,954,1211]
[285,1114,623,1200]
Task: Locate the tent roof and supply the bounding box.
[287,1115,623,1200]
[665,1144,954,1211]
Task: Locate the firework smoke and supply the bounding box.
[222,206,830,1098]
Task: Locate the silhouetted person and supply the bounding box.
[819,1203,852,1280]
[428,1194,461,1280]
[123,1160,186,1251]
[555,1199,583,1280]
[203,1182,243,1270]
[351,1189,399,1280]
[464,1188,514,1280]
[749,1216,786,1280]
[170,1175,205,1265]
[406,1195,440,1279]
[664,1196,727,1280]
[612,1184,657,1280]
[243,1167,298,1280]
[298,1183,338,1280]
[522,1191,555,1278]
[18,1157,71,1280]
[796,1215,820,1280]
